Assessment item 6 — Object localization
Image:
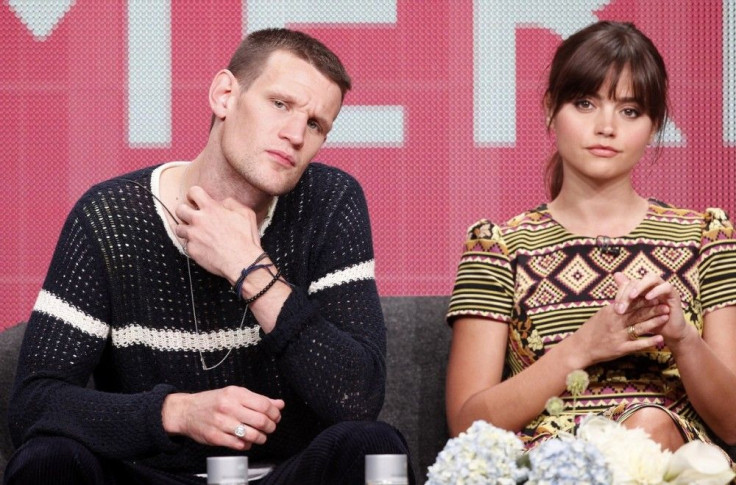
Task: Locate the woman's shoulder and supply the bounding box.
[464,206,548,240]
[646,199,733,232]
[462,208,554,260]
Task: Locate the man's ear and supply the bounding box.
[209,69,238,120]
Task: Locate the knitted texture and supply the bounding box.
[8,162,386,473]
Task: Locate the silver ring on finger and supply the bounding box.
[627,324,639,341]
[234,424,246,438]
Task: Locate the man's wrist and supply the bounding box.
[231,252,271,297]
[162,392,189,435]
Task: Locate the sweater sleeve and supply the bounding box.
[8,200,179,459]
[259,174,386,423]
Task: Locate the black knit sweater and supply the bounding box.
[9,162,386,473]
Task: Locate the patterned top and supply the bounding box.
[9,162,385,474]
[447,201,736,448]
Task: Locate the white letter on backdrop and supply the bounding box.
[725,0,735,145]
[474,0,683,146]
[245,0,404,147]
[127,0,171,147]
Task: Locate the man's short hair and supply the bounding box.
[227,28,351,101]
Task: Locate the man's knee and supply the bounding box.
[4,436,105,485]
[261,422,416,485]
[323,421,409,454]
[321,421,414,480]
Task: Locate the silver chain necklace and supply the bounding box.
[123,172,248,371]
[177,165,248,370]
[184,247,248,370]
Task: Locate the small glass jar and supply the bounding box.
[207,456,248,485]
[365,454,408,485]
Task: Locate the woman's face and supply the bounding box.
[550,68,655,189]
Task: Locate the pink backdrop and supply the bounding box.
[2,1,735,329]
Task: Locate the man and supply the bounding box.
[5,28,414,484]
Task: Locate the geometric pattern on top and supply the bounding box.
[447,201,736,450]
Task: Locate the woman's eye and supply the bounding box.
[574,99,593,110]
[622,108,641,118]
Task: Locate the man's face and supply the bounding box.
[219,50,343,196]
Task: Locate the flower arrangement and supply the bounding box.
[427,371,735,485]
[523,433,611,484]
[425,420,527,485]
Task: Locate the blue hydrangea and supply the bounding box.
[526,437,611,485]
[426,421,527,485]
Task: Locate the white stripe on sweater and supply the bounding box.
[34,289,262,351]
[34,290,110,339]
[308,259,375,294]
[112,324,261,351]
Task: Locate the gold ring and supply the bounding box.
[627,324,638,341]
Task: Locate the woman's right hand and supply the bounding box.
[568,277,668,367]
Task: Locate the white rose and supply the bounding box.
[664,440,735,485]
[578,416,672,484]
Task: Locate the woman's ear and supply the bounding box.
[209,69,238,120]
[651,123,660,143]
[543,93,554,130]
[546,113,555,133]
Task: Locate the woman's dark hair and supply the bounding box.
[544,21,669,199]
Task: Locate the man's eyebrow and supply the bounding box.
[269,89,333,130]
[312,114,333,131]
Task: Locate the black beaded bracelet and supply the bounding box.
[232,252,270,300]
[244,268,281,305]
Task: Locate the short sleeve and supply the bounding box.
[446,219,515,324]
[698,207,736,313]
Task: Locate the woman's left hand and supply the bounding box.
[612,272,696,348]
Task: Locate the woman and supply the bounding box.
[445,21,736,454]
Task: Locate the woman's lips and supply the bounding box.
[587,145,619,157]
